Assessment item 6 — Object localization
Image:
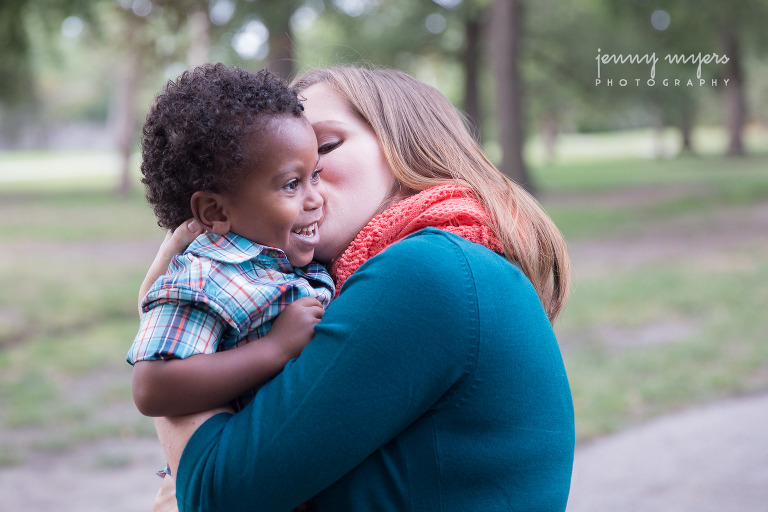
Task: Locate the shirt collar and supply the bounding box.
[186,232,294,272]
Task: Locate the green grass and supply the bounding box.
[0,189,159,241]
[556,254,768,439]
[0,252,149,344]
[0,177,160,348]
[534,152,768,192]
[538,154,768,239]
[0,447,21,467]
[524,124,768,167]
[533,150,768,440]
[0,320,141,425]
[0,319,156,456]
[0,162,159,461]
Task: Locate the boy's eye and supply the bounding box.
[284,179,299,191]
[311,168,322,182]
[318,140,342,154]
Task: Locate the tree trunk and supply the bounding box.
[488,0,532,194]
[721,31,745,156]
[267,14,294,80]
[653,106,665,159]
[0,1,37,149]
[541,113,557,165]
[0,1,34,107]
[114,47,142,196]
[462,19,482,142]
[188,8,210,68]
[679,104,693,154]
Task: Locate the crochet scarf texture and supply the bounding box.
[329,184,503,296]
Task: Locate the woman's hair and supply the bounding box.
[141,64,304,230]
[292,66,570,321]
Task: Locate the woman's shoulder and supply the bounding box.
[339,228,482,309]
[349,227,533,304]
[370,227,544,315]
[379,226,523,277]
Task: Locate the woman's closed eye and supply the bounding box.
[318,140,342,154]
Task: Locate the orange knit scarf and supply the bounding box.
[329,184,503,296]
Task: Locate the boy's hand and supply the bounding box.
[138,219,204,315]
[267,297,324,361]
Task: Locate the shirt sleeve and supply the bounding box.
[127,302,227,364]
[127,253,236,365]
[176,231,480,511]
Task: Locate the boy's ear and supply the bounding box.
[190,191,231,236]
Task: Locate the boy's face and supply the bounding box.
[224,115,324,268]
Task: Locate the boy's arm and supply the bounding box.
[132,297,324,417]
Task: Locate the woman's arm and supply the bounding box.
[173,231,478,511]
[154,409,233,482]
[132,297,324,417]
[139,220,203,316]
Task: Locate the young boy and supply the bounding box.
[127,64,333,425]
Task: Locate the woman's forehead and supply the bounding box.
[301,83,355,123]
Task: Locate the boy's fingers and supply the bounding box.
[292,297,323,308]
[305,298,324,308]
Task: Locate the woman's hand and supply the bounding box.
[154,408,233,482]
[139,219,204,316]
[151,407,232,512]
[153,473,178,512]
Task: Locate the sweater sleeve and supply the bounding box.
[176,230,480,512]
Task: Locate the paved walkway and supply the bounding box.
[567,392,768,512]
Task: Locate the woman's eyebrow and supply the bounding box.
[311,120,346,129]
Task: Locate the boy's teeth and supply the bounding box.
[292,223,315,236]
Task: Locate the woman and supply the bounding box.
[147,66,574,511]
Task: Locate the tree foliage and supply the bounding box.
[2,0,767,166]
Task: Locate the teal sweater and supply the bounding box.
[177,228,574,511]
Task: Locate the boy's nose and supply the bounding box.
[305,184,324,210]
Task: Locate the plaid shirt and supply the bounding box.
[127,232,334,408]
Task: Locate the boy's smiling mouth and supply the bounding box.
[291,222,319,238]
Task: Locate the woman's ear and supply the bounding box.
[190,191,231,235]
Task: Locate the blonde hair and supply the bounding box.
[292,67,570,322]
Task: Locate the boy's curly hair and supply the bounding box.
[141,63,305,230]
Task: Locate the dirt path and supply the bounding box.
[567,392,768,512]
[0,436,165,512]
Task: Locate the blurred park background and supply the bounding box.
[0,0,767,509]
